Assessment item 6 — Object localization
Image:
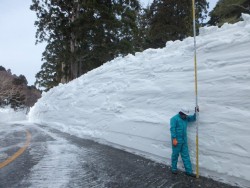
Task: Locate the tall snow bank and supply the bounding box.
[0,106,27,123]
[29,14,250,187]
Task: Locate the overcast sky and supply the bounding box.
[0,0,218,86]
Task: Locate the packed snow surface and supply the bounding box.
[29,14,250,187]
[0,106,27,123]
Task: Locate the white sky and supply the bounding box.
[0,0,46,85]
[0,0,218,86]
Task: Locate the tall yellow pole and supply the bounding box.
[192,0,199,178]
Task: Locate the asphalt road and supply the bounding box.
[0,124,240,188]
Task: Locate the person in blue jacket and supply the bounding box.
[170,107,198,177]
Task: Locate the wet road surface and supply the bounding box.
[0,124,240,188]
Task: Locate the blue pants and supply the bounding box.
[171,142,192,173]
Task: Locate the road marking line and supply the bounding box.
[0,130,31,169]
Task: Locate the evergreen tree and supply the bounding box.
[71,0,140,74]
[208,0,250,26]
[35,40,66,91]
[135,7,151,50]
[31,0,140,91]
[144,0,208,48]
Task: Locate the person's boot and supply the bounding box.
[185,172,196,178]
[172,170,178,175]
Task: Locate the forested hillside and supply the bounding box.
[0,66,41,110]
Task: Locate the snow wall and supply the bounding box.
[29,14,250,187]
[0,106,27,123]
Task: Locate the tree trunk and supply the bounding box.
[70,1,80,80]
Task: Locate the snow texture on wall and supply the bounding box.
[29,14,250,188]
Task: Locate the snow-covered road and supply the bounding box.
[0,123,239,188]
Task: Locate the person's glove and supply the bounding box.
[173,138,178,147]
[195,106,199,112]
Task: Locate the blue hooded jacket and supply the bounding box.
[170,113,196,143]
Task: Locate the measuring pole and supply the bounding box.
[192,0,199,178]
